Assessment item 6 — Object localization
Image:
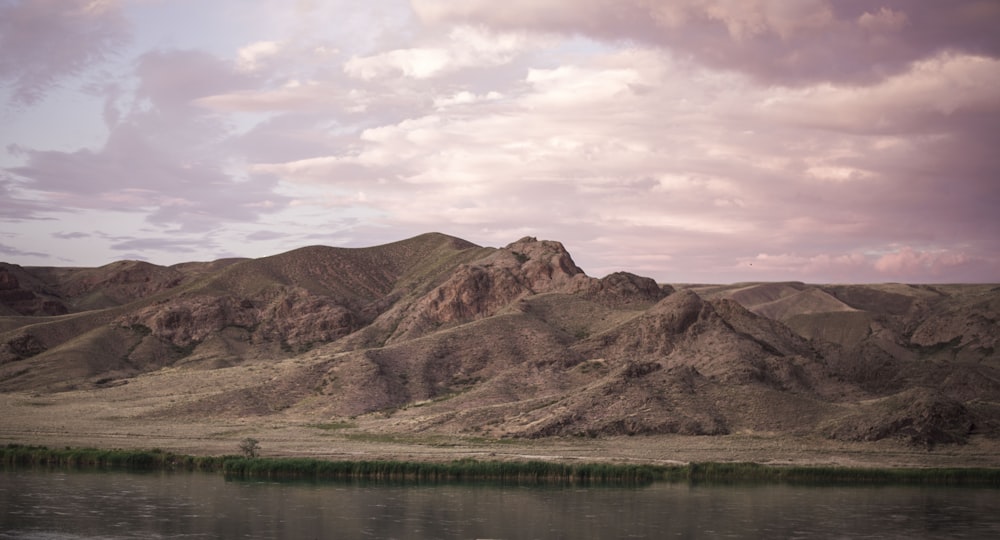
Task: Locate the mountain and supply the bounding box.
[2,233,998,449]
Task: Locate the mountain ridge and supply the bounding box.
[2,233,998,449]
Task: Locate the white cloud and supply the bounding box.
[758,53,1000,133]
[412,0,1000,86]
[345,47,450,80]
[433,90,502,109]
[805,165,873,183]
[524,65,642,108]
[196,79,342,112]
[344,25,531,80]
[857,7,908,34]
[236,40,283,72]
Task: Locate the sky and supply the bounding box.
[1,0,999,284]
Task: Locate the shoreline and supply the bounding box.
[4,444,1000,487]
[5,422,1000,470]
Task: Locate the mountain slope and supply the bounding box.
[2,234,998,448]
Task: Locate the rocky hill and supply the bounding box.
[2,233,998,448]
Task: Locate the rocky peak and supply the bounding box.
[489,236,586,291]
[385,237,590,340]
[645,288,711,330]
[580,271,669,308]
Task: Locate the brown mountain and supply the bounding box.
[2,233,998,449]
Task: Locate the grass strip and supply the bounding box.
[669,461,1000,486]
[0,444,659,484]
[3,445,999,486]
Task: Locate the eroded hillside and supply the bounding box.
[2,234,998,448]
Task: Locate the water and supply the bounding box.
[2,469,998,539]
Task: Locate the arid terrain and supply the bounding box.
[2,233,999,468]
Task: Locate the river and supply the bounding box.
[2,469,998,539]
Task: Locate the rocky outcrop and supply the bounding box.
[910,306,999,361]
[118,296,257,348]
[117,287,360,352]
[387,237,590,340]
[512,362,729,438]
[826,389,976,447]
[1,332,47,364]
[579,271,670,308]
[0,266,68,316]
[253,288,358,350]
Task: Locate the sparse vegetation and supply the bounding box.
[4,445,999,486]
[0,444,225,471]
[220,456,663,484]
[666,462,1000,486]
[238,437,260,458]
[307,421,357,431]
[128,324,152,336]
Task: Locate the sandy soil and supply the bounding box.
[3,385,998,470]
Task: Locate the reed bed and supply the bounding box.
[669,462,1000,486]
[0,444,225,471]
[0,445,658,484]
[4,445,999,486]
[219,457,661,484]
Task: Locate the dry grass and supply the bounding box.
[2,363,999,469]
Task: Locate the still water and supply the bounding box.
[2,469,998,539]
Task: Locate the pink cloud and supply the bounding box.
[412,0,1000,85]
[0,0,129,106]
[1,0,997,283]
[746,252,869,281]
[874,247,975,279]
[5,48,288,231]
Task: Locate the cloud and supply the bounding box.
[135,49,258,112]
[736,248,998,283]
[1,1,997,282]
[746,251,870,281]
[4,48,289,233]
[0,241,47,258]
[245,230,288,241]
[857,7,908,34]
[108,236,209,254]
[874,247,978,280]
[411,0,1000,84]
[196,80,344,113]
[0,174,56,221]
[344,25,531,80]
[250,39,999,282]
[433,90,502,109]
[0,0,129,106]
[53,231,90,240]
[236,40,284,72]
[759,52,1000,134]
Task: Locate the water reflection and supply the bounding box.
[1,469,998,539]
